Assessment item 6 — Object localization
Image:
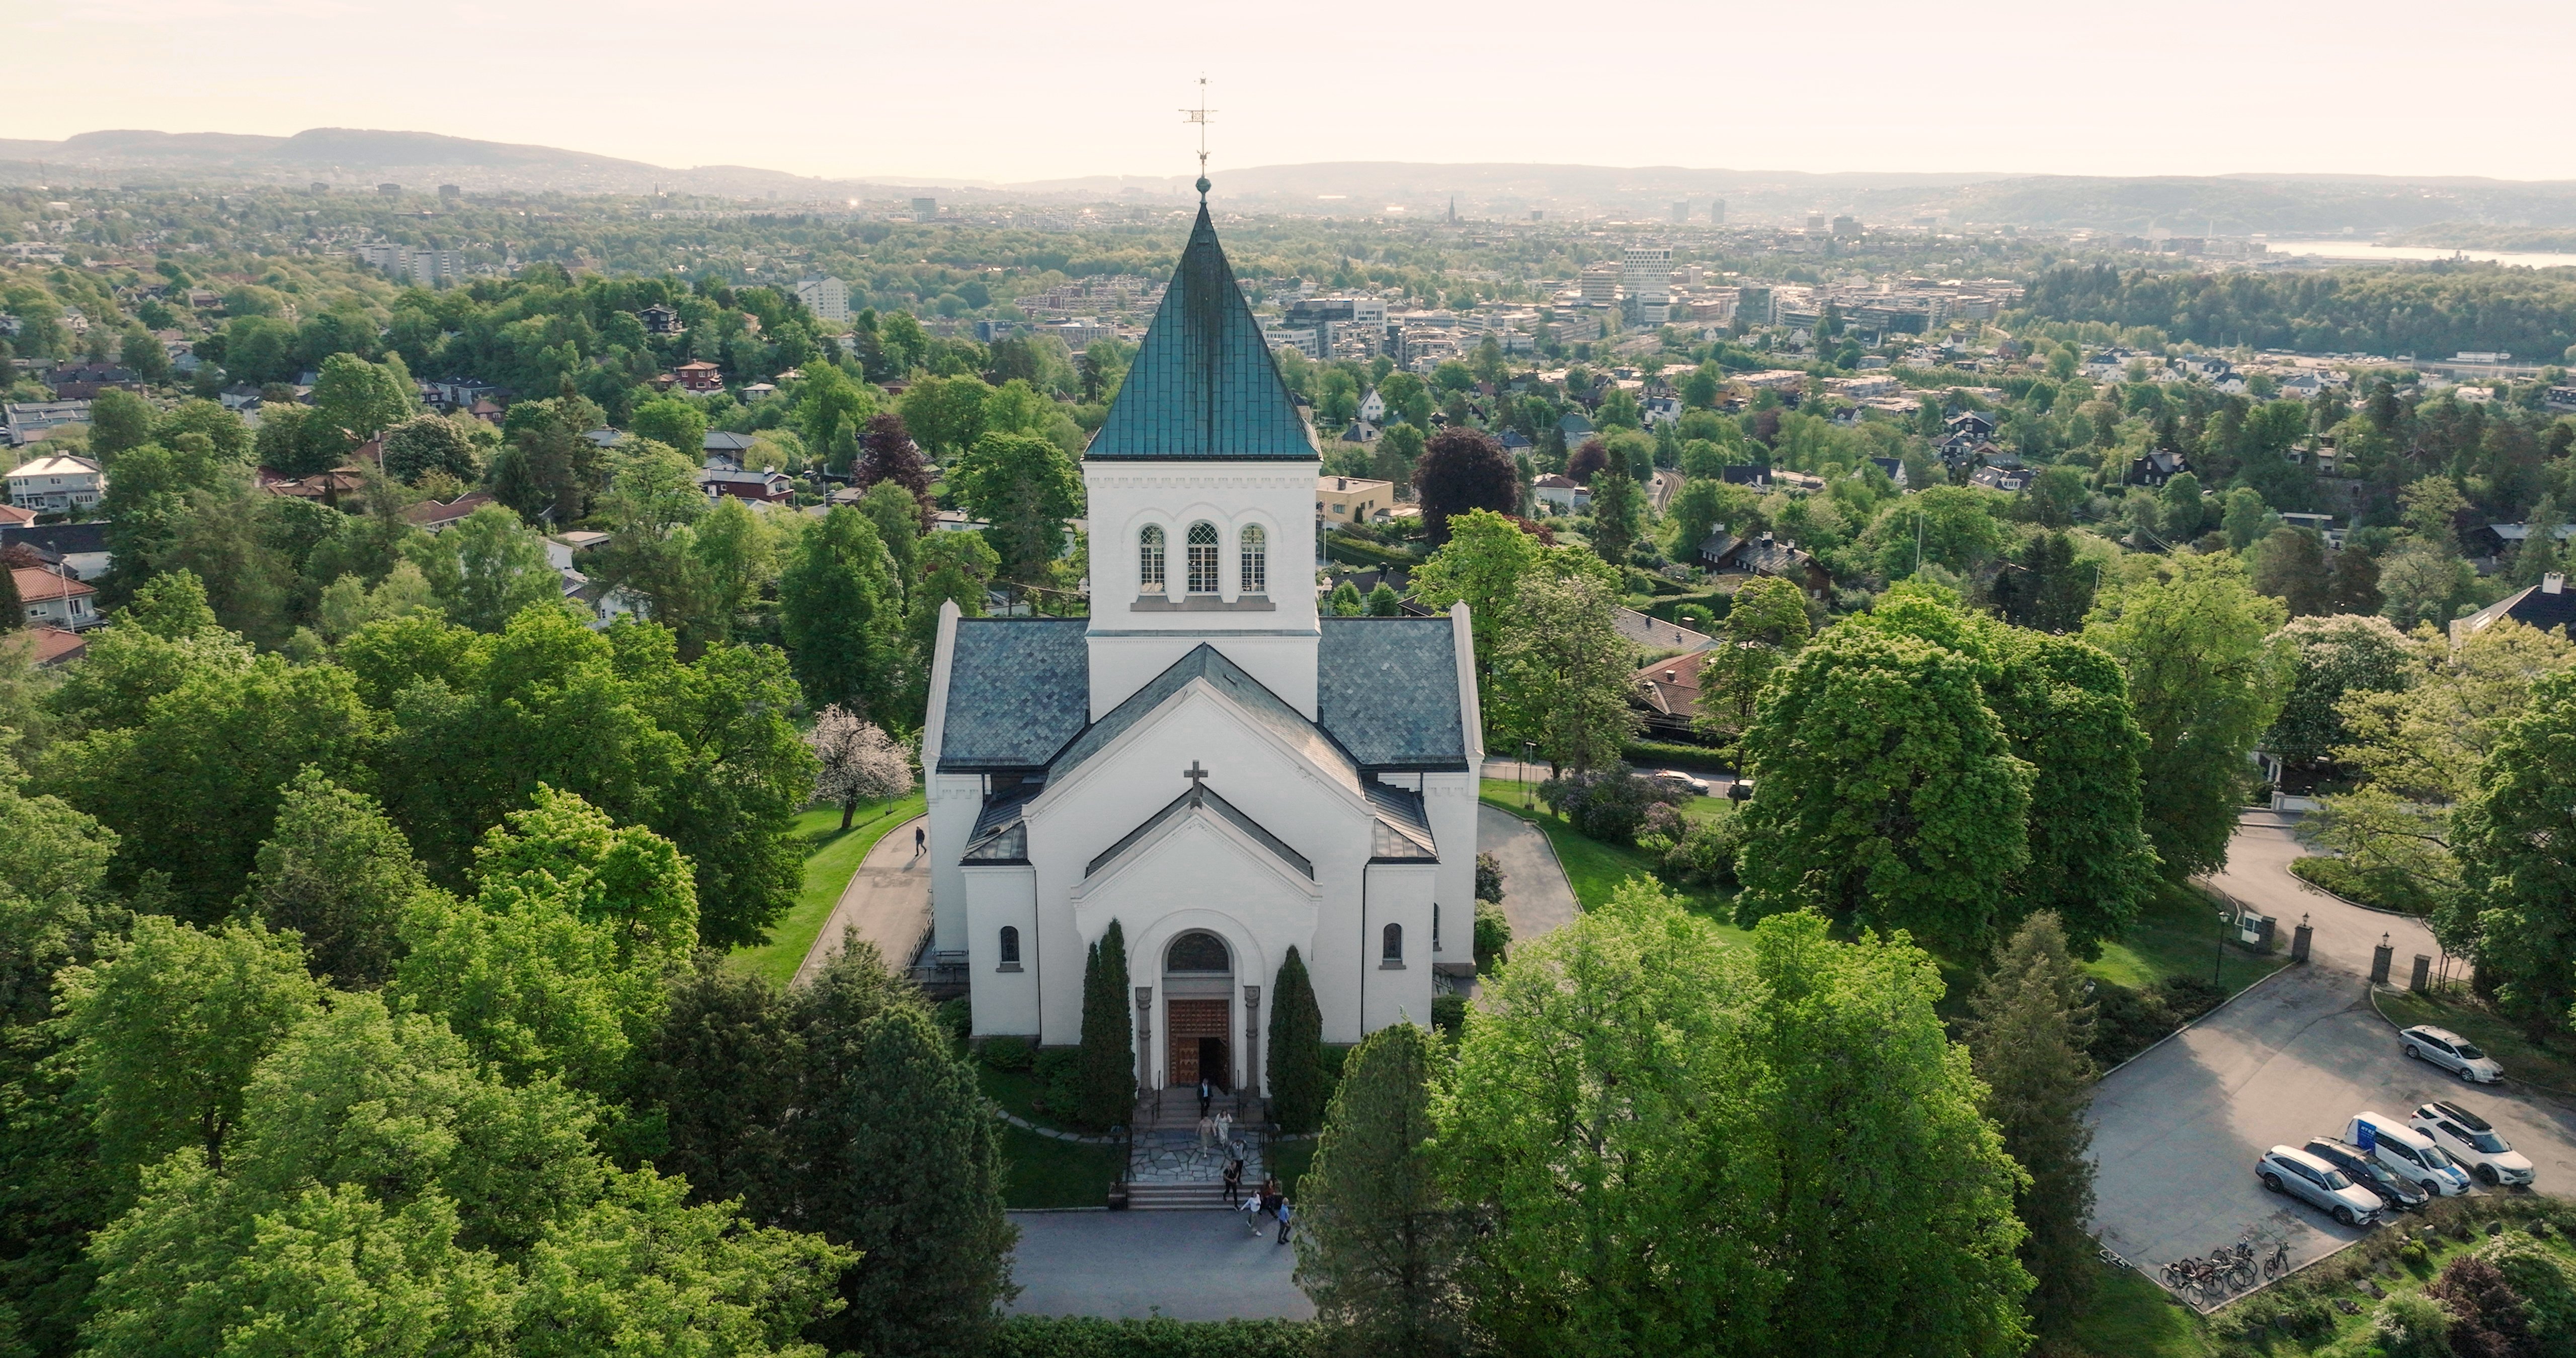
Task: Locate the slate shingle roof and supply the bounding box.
[1048,643,1355,787]
[1317,618,1469,771]
[1084,204,1318,463]
[935,620,1090,771]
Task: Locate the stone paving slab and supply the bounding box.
[1009,1210,1312,1320]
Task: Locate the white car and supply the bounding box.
[2411,1101,2536,1188]
[1648,770,1710,797]
[2399,1025,2505,1083]
[2256,1145,2384,1227]
[2346,1112,2475,1197]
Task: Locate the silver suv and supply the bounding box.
[2256,1145,2382,1227]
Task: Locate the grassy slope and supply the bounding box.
[1476,779,1744,939]
[729,795,928,988]
[2084,878,2289,997]
[2065,1264,2215,1358]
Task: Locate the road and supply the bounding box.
[2088,816,2576,1309]
[795,815,930,986]
[1476,803,1579,946]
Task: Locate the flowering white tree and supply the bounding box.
[808,705,915,829]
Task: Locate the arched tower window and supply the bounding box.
[1165,929,1232,974]
[1138,525,1166,592]
[999,925,1021,965]
[1382,922,1404,963]
[1239,524,1267,593]
[1186,522,1220,594]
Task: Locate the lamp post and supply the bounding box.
[1521,740,1537,808]
[2215,902,2233,986]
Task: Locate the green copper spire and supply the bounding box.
[1084,203,1318,462]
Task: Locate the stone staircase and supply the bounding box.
[1123,1179,1237,1211]
[1121,1089,1263,1210]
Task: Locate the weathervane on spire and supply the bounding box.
[1181,76,1215,201]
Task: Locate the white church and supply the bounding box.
[920,192,1483,1108]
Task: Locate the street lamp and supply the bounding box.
[1521,740,1537,808]
[2215,904,2233,986]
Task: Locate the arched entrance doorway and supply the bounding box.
[1162,930,1233,1091]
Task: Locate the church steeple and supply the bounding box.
[1083,206,1318,462]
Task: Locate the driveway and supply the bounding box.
[1476,803,1579,945]
[1007,1210,1313,1321]
[795,816,930,985]
[2089,818,2576,1307]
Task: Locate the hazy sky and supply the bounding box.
[11,0,2572,183]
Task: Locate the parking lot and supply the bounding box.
[2088,960,2576,1307]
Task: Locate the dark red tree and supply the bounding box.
[856,411,935,525]
[2427,1254,2533,1358]
[1412,428,1517,546]
[1565,438,1610,485]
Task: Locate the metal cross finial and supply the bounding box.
[1180,76,1215,200]
[1183,760,1210,801]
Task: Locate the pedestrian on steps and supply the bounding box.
[1223,1157,1244,1207]
[1196,1112,1214,1152]
[1197,1074,1212,1118]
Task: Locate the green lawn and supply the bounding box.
[2379,989,2576,1092]
[2065,1262,2214,1358]
[2084,878,2289,997]
[1001,1125,1124,1209]
[1270,1138,1316,1196]
[1476,780,1744,936]
[729,795,927,987]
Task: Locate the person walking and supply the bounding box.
[1274,1196,1293,1245]
[1196,1112,1214,1152]
[1223,1156,1244,1207]
[1197,1074,1212,1118]
[1215,1109,1233,1150]
[912,825,925,858]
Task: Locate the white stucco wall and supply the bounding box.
[1084,461,1320,719]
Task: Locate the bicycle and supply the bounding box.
[2264,1239,2290,1279]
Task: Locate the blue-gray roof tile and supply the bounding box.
[1318,618,1469,770]
[935,620,1089,771]
[1084,205,1318,463]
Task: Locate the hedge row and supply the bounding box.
[988,1317,1318,1358]
[1323,535,1421,569]
[1622,739,1734,773]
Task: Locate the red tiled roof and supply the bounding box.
[9,626,86,666]
[12,565,93,603]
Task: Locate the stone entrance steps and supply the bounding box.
[1124,1181,1237,1211]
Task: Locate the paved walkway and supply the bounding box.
[1008,1210,1312,1320]
[795,815,931,986]
[1476,802,1580,944]
[2205,814,2438,978]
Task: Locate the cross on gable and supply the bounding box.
[1183,760,1210,801]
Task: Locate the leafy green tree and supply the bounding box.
[88,389,155,459]
[792,946,1017,1358]
[1295,1022,1463,1358]
[1964,913,2098,1336]
[905,531,998,708]
[2000,632,2160,956]
[1587,469,1642,565]
[305,352,416,466]
[2221,486,2273,552]
[2250,526,2332,617]
[948,432,1081,584]
[1870,486,2011,579]
[2379,540,2475,631]
[858,481,922,610]
[1736,624,2033,953]
[1700,574,1811,741]
[2330,543,2384,616]
[2264,614,2413,769]
[1263,946,1330,1134]
[1366,583,1401,617]
[2450,668,2576,1031]
[412,502,562,633]
[1445,887,2031,1356]
[492,396,604,525]
[1374,422,1426,488]
[629,395,708,459]
[2085,554,2287,877]
[779,505,901,717]
[898,374,992,459]
[56,917,324,1185]
[1329,580,1365,617]
[1490,572,1638,776]
[40,654,380,919]
[239,769,427,989]
[1076,919,1134,1131]
[793,362,874,455]
[1990,529,2096,634]
[1376,372,1432,428]
[378,413,479,485]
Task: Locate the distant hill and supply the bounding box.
[7,128,2576,237]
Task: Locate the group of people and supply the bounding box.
[1230,1164,1290,1244]
[1194,1109,1234,1151]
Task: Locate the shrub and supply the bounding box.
[1538,769,1667,844]
[2369,1293,2453,1358]
[1659,805,1746,890]
[1431,992,1466,1039]
[2477,1231,2576,1350]
[1636,802,1685,851]
[1473,852,1504,904]
[2429,1253,2534,1356]
[1473,900,1511,975]
[935,994,972,1045]
[986,1316,1319,1358]
[1031,1047,1082,1122]
[2090,975,2229,1066]
[981,1035,1034,1072]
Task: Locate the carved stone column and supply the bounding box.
[1133,985,1154,1101]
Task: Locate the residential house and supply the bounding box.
[640,305,683,335]
[1614,606,1712,655]
[1557,410,1594,441]
[1630,649,1711,740]
[672,362,724,394]
[0,505,36,529]
[6,454,105,512]
[47,364,140,400]
[1717,465,1773,489]
[1316,475,1394,525]
[2454,572,2576,645]
[704,431,759,465]
[1968,465,2036,492]
[1867,457,1909,489]
[544,531,611,573]
[1338,420,1380,445]
[702,467,796,503]
[582,428,625,451]
[7,625,87,667]
[1641,393,1683,427]
[1700,528,1832,599]
[1532,473,1590,514]
[3,400,93,447]
[14,565,99,630]
[1357,389,1386,422]
[2127,449,2191,487]
[1,521,110,579]
[402,491,496,532]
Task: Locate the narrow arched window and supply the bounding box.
[1138,525,1165,592]
[1239,524,1267,593]
[1186,521,1220,594]
[1382,922,1404,963]
[999,925,1020,964]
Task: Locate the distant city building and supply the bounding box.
[1712,198,1725,224]
[1670,202,1690,224]
[793,275,851,323]
[1622,246,1672,326]
[438,184,461,201]
[377,183,401,197]
[1806,214,1827,232]
[308,182,329,194]
[356,244,467,287]
[1831,215,1861,237]
[911,197,938,222]
[1579,265,1620,307]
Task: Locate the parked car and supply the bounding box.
[2410,1101,2536,1187]
[2346,1112,2474,1197]
[2304,1137,2432,1213]
[2399,1025,2504,1083]
[2256,1145,2383,1226]
[1648,770,1710,797]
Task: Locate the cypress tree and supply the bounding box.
[1076,918,1134,1129]
[0,560,20,634]
[1266,946,1326,1133]
[1295,1021,1465,1356]
[1964,912,2099,1336]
